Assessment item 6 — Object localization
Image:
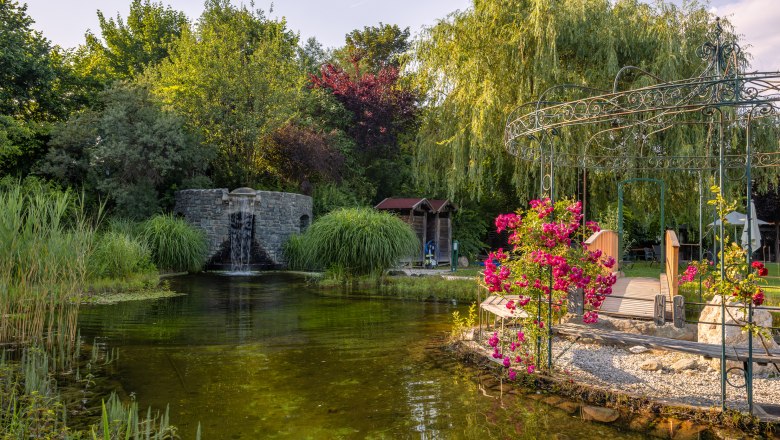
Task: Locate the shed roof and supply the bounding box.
[428,199,458,213]
[374,198,432,211]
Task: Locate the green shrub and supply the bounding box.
[140,214,207,272]
[298,208,419,278]
[88,231,155,279]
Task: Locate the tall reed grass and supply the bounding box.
[0,183,96,345]
[140,214,207,273]
[287,208,419,278]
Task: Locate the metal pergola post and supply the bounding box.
[502,18,779,417]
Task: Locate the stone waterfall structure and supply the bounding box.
[174,188,312,270]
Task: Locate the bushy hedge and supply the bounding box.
[285,208,418,278]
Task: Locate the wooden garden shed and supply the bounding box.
[427,199,457,266]
[374,198,433,265]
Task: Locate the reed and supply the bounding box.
[0,183,96,345]
[140,214,207,273]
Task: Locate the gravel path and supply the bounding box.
[550,338,780,411]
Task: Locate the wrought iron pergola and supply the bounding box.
[503,19,780,415]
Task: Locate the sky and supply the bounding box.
[20,0,780,71]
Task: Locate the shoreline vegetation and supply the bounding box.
[0,180,207,438]
[450,334,778,438]
[315,274,480,303]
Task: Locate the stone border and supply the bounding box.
[451,335,779,439]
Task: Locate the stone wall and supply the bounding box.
[174,188,312,269]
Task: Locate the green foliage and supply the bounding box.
[89,231,155,280]
[140,214,207,273]
[412,0,726,217]
[283,234,317,271]
[0,115,47,177]
[84,0,188,80]
[451,302,478,340]
[41,82,212,218]
[291,208,419,278]
[147,0,304,188]
[338,23,410,72]
[312,182,371,217]
[0,1,58,119]
[0,180,95,343]
[452,208,488,260]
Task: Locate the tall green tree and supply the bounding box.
[337,23,410,73]
[83,0,187,81]
[41,82,212,218]
[0,1,93,176]
[147,0,304,188]
[412,0,727,224]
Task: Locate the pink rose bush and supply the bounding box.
[483,198,616,378]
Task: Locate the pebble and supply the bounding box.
[629,345,649,354]
[544,336,779,410]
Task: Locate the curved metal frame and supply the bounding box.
[503,19,780,415]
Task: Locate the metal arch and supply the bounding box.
[503,18,778,415]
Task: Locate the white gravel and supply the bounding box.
[475,331,780,411]
[551,338,780,410]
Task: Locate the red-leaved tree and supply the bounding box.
[309,60,417,163]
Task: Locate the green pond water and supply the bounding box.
[78,272,648,439]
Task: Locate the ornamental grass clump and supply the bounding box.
[88,231,155,280]
[300,208,419,279]
[483,198,617,379]
[140,214,208,273]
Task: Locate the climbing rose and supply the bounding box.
[508,370,517,380]
[753,290,765,306]
[752,261,764,269]
[758,267,768,277]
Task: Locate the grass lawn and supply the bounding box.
[448,265,484,277]
[622,261,663,278]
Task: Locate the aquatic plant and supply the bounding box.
[140,214,207,272]
[0,182,96,344]
[289,208,419,279]
[484,198,616,377]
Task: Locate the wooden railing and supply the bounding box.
[665,230,680,298]
[584,230,619,273]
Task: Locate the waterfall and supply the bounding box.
[230,196,254,272]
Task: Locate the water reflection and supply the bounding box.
[79,273,648,439]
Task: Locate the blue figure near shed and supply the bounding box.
[374,198,457,267]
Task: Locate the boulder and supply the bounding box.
[582,405,620,423]
[457,256,469,268]
[640,359,662,371]
[629,345,649,354]
[697,295,780,373]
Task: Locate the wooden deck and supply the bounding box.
[599,276,670,319]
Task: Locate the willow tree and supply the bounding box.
[411,0,736,226]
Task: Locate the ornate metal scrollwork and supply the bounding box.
[504,20,780,171]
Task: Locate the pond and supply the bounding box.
[79,273,647,439]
